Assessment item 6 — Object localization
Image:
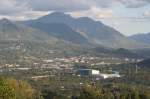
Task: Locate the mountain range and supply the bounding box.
[22,12,149,49]
[26,22,89,45]
[129,33,150,44]
[0,12,149,51]
[0,18,58,43]
[0,12,150,58]
[138,58,150,68]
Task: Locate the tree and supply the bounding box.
[131,90,140,99]
[7,79,35,99]
[0,76,36,99]
[0,77,16,99]
[140,91,150,99]
[78,85,102,99]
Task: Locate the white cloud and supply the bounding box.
[0,11,50,21]
[0,0,29,15]
[120,0,148,8]
[29,0,90,12]
[29,0,150,12]
[0,0,51,20]
[0,0,150,20]
[143,11,150,17]
[70,6,113,19]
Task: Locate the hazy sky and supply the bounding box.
[0,0,150,36]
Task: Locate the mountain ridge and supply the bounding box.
[138,58,150,68]
[22,12,149,49]
[129,33,150,44]
[26,22,90,45]
[0,18,145,59]
[0,18,59,43]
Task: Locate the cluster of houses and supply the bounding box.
[29,69,121,81]
[1,55,142,69]
[1,55,140,80]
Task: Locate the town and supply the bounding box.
[0,54,143,80]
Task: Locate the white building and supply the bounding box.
[99,73,121,79]
[77,69,120,79]
[78,69,100,76]
[91,70,100,75]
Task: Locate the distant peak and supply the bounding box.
[0,18,13,24]
[78,17,93,21]
[0,18,11,22]
[37,11,73,22]
[49,12,70,17]
[51,12,65,15]
[77,17,103,25]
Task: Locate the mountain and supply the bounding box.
[0,18,58,43]
[138,58,150,68]
[22,12,149,49]
[93,47,142,58]
[26,22,89,45]
[133,48,150,58]
[0,18,92,58]
[129,33,150,44]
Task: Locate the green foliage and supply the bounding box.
[140,91,150,99]
[7,79,35,99]
[78,85,101,99]
[77,84,150,99]
[0,76,36,99]
[0,77,16,99]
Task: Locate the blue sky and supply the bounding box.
[99,4,150,36]
[0,0,150,36]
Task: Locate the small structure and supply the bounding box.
[31,75,49,80]
[77,69,121,79]
[99,73,121,79]
[77,69,100,76]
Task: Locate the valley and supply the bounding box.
[0,12,149,99]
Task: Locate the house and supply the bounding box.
[77,69,100,76]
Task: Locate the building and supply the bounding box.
[99,73,121,79]
[77,69,100,76]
